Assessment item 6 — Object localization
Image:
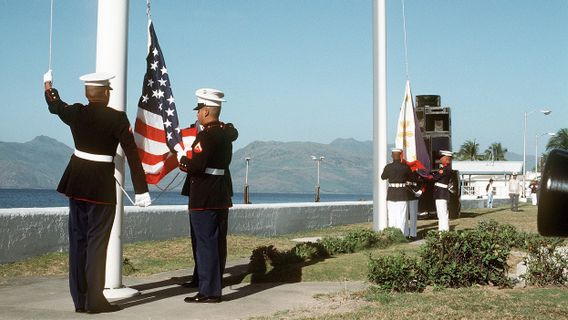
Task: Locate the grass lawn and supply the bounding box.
[0,202,548,279]
[1,202,566,319]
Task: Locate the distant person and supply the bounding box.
[380,148,412,235]
[486,178,494,208]
[432,150,453,231]
[178,88,238,303]
[530,181,538,206]
[43,70,151,313]
[508,173,521,211]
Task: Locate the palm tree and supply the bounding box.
[456,139,479,161]
[546,128,568,151]
[483,142,508,161]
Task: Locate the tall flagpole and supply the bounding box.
[373,0,388,231]
[95,0,138,299]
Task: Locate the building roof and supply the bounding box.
[452,161,523,175]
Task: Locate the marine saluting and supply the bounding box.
[43,70,151,313]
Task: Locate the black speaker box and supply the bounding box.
[416,95,441,107]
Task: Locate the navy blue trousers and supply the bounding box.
[68,198,115,311]
[190,209,228,297]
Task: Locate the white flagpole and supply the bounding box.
[95,0,138,299]
[373,0,388,231]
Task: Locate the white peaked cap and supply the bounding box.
[79,72,115,87]
[391,148,403,153]
[195,88,226,107]
[440,150,453,157]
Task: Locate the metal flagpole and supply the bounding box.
[95,0,139,299]
[373,0,388,231]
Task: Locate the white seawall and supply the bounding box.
[0,201,372,264]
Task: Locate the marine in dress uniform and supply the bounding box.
[432,150,453,231]
[178,88,238,303]
[43,71,151,314]
[381,149,412,234]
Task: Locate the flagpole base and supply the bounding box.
[103,286,140,299]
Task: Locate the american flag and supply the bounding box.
[134,21,195,184]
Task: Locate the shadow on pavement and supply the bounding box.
[114,253,327,307]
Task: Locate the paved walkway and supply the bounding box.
[0,261,366,320]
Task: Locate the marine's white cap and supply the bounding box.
[194,88,226,109]
[79,72,115,88]
[440,150,453,157]
[391,148,403,153]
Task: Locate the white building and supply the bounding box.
[452,161,524,199]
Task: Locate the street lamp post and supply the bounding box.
[535,133,555,173]
[523,109,551,196]
[243,157,251,204]
[311,156,324,202]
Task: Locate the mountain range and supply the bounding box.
[0,136,531,193]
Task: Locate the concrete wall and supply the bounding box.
[0,201,372,264]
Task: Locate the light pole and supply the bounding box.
[243,157,251,204]
[311,156,324,202]
[523,109,551,196]
[535,132,555,173]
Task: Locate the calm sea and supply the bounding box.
[0,189,372,209]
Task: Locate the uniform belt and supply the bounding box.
[407,182,417,186]
[435,182,448,189]
[205,168,225,175]
[389,183,406,188]
[74,149,113,163]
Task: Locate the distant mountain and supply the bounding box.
[229,139,374,194]
[0,136,535,193]
[0,136,72,189]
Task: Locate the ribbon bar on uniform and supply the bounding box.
[74,149,113,163]
[205,168,225,176]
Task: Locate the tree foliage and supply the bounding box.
[456,139,480,161]
[483,142,508,161]
[546,128,568,151]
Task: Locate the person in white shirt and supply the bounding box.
[508,173,521,211]
[486,179,494,208]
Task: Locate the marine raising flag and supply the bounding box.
[134,21,187,184]
[395,80,431,174]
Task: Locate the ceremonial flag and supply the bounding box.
[395,80,431,174]
[134,21,194,184]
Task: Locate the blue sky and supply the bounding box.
[1,0,566,155]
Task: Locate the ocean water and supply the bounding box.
[0,189,372,209]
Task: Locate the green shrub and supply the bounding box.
[521,237,568,286]
[368,252,426,292]
[250,228,408,274]
[376,227,408,248]
[320,227,406,255]
[419,227,514,288]
[292,242,328,261]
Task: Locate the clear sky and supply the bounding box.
[1,0,566,155]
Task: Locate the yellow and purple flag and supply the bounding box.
[395,80,431,174]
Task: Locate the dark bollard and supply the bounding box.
[537,148,568,237]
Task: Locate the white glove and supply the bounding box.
[43,69,53,83]
[414,190,423,197]
[173,144,185,162]
[135,192,152,207]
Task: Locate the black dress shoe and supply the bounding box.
[184,293,221,303]
[75,308,86,313]
[181,280,199,288]
[86,304,122,314]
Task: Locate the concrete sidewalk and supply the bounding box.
[0,263,366,320]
